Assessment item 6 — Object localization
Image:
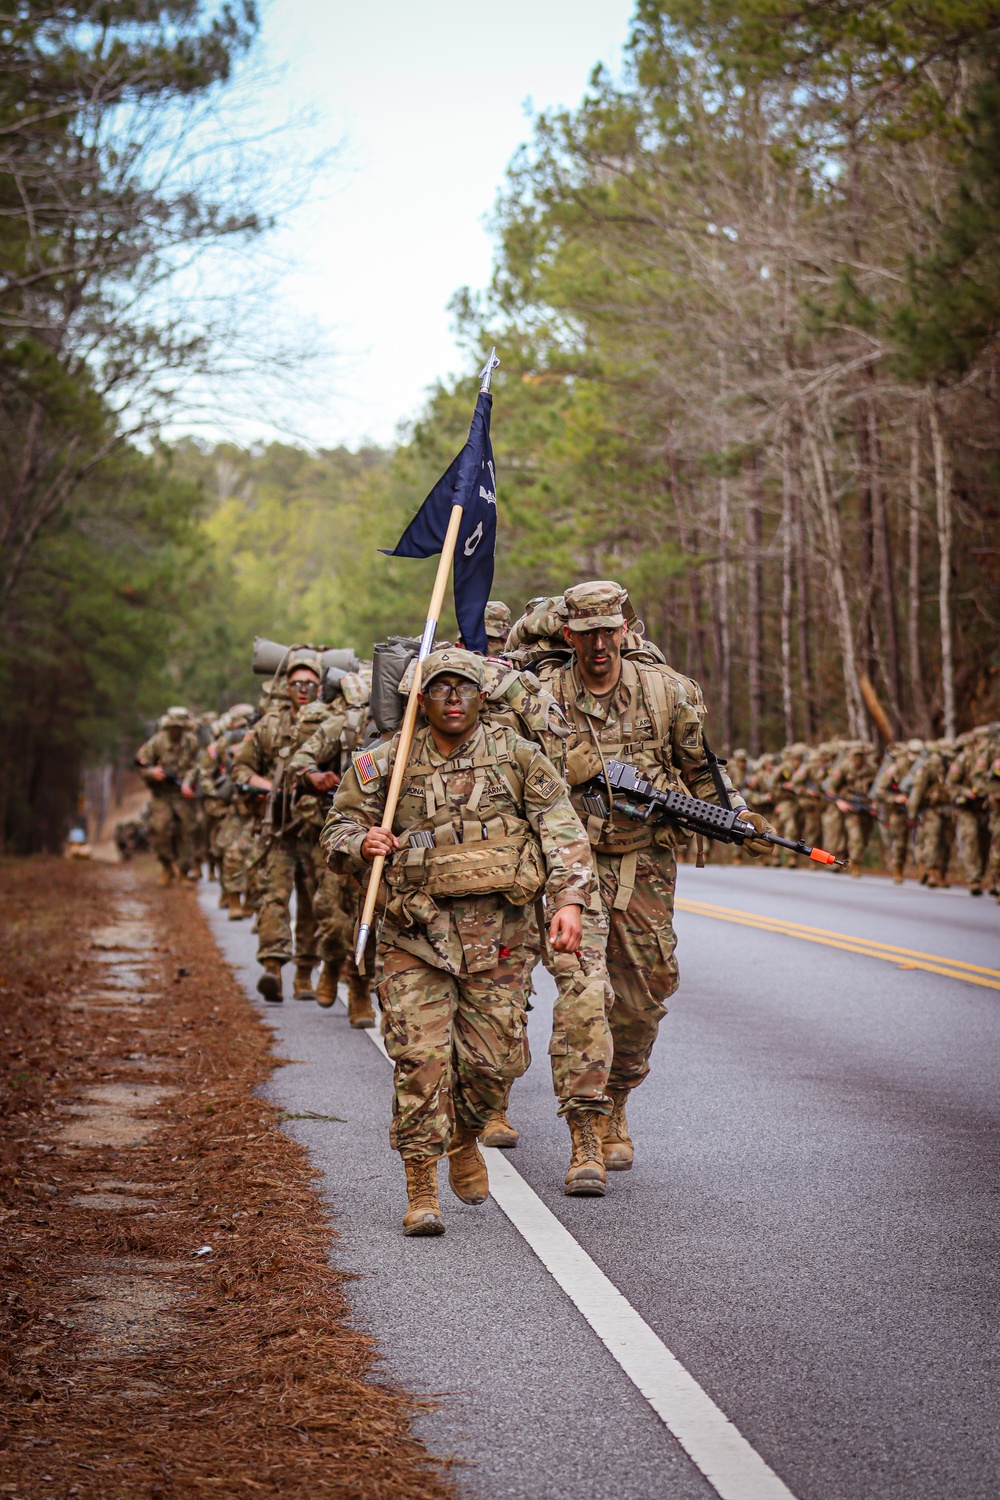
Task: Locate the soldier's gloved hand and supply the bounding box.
[565,742,604,786]
[738,809,775,859]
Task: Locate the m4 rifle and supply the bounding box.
[579,760,846,865]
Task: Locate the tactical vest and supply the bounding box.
[545,657,692,855]
[368,725,547,904]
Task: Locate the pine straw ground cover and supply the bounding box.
[0,855,456,1500]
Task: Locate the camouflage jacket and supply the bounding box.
[870,746,916,805]
[136,729,200,794]
[232,700,343,835]
[322,720,593,975]
[535,655,744,854]
[946,737,990,805]
[905,749,950,818]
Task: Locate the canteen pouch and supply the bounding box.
[386,832,545,904]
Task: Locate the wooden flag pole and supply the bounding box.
[353,501,464,968]
[353,348,498,970]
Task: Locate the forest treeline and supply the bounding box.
[3,0,1000,850]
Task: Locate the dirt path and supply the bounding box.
[0,856,455,1500]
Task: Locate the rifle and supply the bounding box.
[137,764,202,798]
[579,760,846,865]
[829,791,877,817]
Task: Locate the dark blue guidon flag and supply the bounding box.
[381,390,496,655]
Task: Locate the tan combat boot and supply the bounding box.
[447,1122,489,1205]
[480,1108,519,1149]
[347,973,376,1029]
[403,1157,445,1237]
[226,891,244,921]
[293,963,315,1002]
[256,959,283,1004]
[601,1089,634,1171]
[892,864,904,885]
[564,1112,606,1197]
[156,860,174,887]
[314,961,338,1009]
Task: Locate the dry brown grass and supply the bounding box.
[0,855,456,1500]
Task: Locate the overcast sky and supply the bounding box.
[219,0,635,449]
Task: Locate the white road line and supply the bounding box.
[352,1000,797,1500]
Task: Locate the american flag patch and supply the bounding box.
[353,749,381,787]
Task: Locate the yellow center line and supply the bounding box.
[675,898,1000,992]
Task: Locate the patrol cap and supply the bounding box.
[164,705,191,723]
[563,580,627,631]
[484,601,512,639]
[286,647,321,678]
[420,647,485,691]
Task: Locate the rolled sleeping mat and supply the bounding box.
[252,639,360,677]
[251,637,291,676]
[320,646,360,674]
[370,636,421,734]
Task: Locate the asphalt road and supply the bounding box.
[199,866,1000,1500]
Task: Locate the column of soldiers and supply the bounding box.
[132,590,1000,1239]
[732,726,1000,894]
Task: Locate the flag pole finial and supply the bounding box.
[479,347,499,393]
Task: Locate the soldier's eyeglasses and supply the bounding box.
[289,679,318,697]
[424,682,480,702]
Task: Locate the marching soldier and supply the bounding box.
[822,741,877,875]
[870,740,922,883]
[947,728,991,896]
[324,647,606,1236]
[135,707,201,885]
[232,648,328,1002]
[288,674,377,1026]
[531,582,770,1173]
[905,738,955,887]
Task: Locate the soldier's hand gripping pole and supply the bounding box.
[353,502,466,969]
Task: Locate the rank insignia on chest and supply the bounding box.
[353,749,381,788]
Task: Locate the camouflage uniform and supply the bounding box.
[791,741,838,853]
[136,708,201,878]
[770,745,806,865]
[287,688,363,981]
[946,730,991,894]
[232,667,336,970]
[984,731,1000,900]
[323,649,597,1160]
[533,583,746,1099]
[484,600,512,656]
[870,740,921,881]
[822,742,877,874]
[904,740,954,886]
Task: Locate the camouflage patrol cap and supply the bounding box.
[420,647,485,691]
[484,601,512,639]
[164,705,191,724]
[285,647,321,678]
[563,580,627,631]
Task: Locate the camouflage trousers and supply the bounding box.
[987,800,1000,894]
[821,803,846,861]
[915,808,953,879]
[770,797,800,865]
[535,899,613,1115]
[797,801,822,850]
[596,844,679,1094]
[202,800,226,866]
[218,807,256,897]
[256,830,320,966]
[312,858,352,973]
[954,806,989,887]
[877,807,910,873]
[377,945,531,1159]
[844,811,873,869]
[147,794,198,872]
